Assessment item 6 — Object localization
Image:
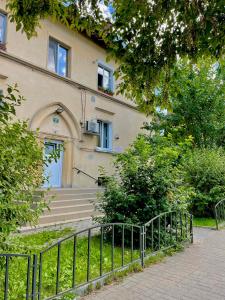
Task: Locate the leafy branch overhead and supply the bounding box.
[6,0,225,111]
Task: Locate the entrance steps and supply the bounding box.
[22,188,103,231]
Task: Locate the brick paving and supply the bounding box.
[84,228,225,300]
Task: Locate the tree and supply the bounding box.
[148,58,225,147]
[6,0,225,111]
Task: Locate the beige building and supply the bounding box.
[0,2,148,188]
[0,2,148,226]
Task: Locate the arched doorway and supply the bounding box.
[30,102,81,188]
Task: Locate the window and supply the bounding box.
[98,64,113,93]
[97,120,112,151]
[0,13,7,44]
[48,38,69,77]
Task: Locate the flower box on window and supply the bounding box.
[98,86,114,96]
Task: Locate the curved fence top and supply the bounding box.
[144,210,192,227]
[41,222,142,254]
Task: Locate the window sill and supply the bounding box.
[98,87,114,96]
[95,147,114,154]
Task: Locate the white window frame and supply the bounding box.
[0,12,7,44]
[96,120,113,152]
[48,37,69,77]
[97,61,114,92]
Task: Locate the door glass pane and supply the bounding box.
[45,143,55,155]
[0,14,6,43]
[48,39,57,72]
[58,45,68,77]
[103,69,110,89]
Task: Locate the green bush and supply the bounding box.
[97,135,193,229]
[183,148,225,217]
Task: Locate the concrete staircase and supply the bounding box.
[24,188,103,230]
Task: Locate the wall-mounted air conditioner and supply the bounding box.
[84,120,99,135]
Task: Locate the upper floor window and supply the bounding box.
[97,120,112,151]
[48,38,69,77]
[98,64,114,95]
[0,13,7,44]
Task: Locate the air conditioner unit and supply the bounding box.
[85,120,99,134]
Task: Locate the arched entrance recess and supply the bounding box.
[30,102,81,188]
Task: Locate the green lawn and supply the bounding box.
[0,228,140,300]
[193,217,216,228]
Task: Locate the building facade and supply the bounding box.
[0,1,148,189]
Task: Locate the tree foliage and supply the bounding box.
[148,58,225,147]
[6,0,225,111]
[182,148,225,217]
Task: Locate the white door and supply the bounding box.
[43,140,63,188]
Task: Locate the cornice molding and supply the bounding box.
[0,50,139,112]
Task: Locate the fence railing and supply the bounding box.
[215,199,225,230]
[0,211,193,300]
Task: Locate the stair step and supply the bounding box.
[43,203,94,215]
[44,188,102,195]
[39,210,100,225]
[35,193,99,201]
[49,198,97,207]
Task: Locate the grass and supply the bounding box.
[193,217,216,228]
[0,228,140,300]
[0,225,189,300]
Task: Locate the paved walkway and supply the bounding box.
[84,228,225,300]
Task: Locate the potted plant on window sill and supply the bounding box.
[98,86,114,96]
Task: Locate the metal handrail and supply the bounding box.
[73,167,98,183]
[215,199,225,230]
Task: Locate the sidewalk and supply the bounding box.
[84,228,225,300]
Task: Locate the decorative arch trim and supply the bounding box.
[29,102,81,140]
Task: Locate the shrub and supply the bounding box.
[97,135,193,228]
[182,148,225,217]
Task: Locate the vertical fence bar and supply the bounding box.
[190,214,193,243]
[180,212,183,240]
[31,254,37,300]
[26,256,31,300]
[38,253,42,300]
[87,229,91,282]
[185,213,188,239]
[175,211,178,242]
[215,206,219,230]
[151,221,154,251]
[100,226,103,277]
[131,226,133,262]
[72,235,77,288]
[56,243,61,295]
[4,256,9,300]
[164,214,167,247]
[122,224,125,267]
[111,225,114,271]
[222,202,225,221]
[140,227,144,267]
[170,212,173,243]
[158,216,161,250]
[139,227,142,262]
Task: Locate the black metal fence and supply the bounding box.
[0,211,193,300]
[215,199,225,230]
